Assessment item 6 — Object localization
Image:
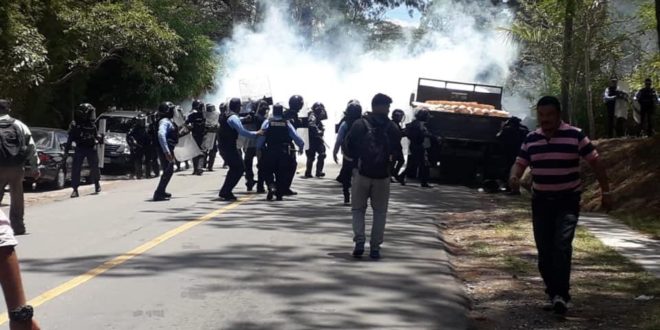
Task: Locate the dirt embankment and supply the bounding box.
[581,135,660,215]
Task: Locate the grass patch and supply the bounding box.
[444,196,660,329]
[612,211,660,239]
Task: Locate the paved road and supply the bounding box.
[0,162,481,329]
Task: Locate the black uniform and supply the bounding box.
[404,120,433,186]
[496,118,529,186]
[282,109,302,194]
[186,110,206,175]
[65,122,102,193]
[263,118,297,200]
[127,123,150,179]
[145,114,161,178]
[390,122,406,182]
[305,111,326,177]
[636,86,658,136]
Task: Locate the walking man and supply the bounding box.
[509,96,612,315]
[343,93,402,259]
[153,102,179,201]
[0,100,39,235]
[304,102,327,178]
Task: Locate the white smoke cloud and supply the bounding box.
[207,0,522,131]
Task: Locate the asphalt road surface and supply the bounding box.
[0,162,485,330]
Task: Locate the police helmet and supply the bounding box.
[272,103,285,117]
[415,108,431,122]
[288,95,304,112]
[345,100,362,120]
[219,102,228,114]
[311,102,327,120]
[205,103,216,113]
[75,103,96,123]
[158,102,175,119]
[192,99,204,111]
[229,98,241,113]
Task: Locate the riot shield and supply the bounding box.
[97,119,106,169]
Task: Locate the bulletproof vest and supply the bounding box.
[189,111,206,134]
[76,124,98,148]
[265,118,292,147]
[218,112,239,148]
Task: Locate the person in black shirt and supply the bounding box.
[127,114,150,179]
[404,108,434,188]
[635,78,659,136]
[390,109,406,185]
[304,102,327,178]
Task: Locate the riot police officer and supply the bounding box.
[127,113,150,179]
[390,109,406,185]
[404,108,433,188]
[281,95,305,195]
[64,103,103,198]
[305,102,327,178]
[145,111,161,178]
[217,98,259,201]
[333,100,363,204]
[203,103,220,171]
[153,102,179,201]
[257,104,304,201]
[243,100,270,193]
[186,100,206,175]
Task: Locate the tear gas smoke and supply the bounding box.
[207,0,522,132]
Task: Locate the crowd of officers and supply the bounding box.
[57,94,453,205]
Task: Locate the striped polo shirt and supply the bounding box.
[516,122,598,193]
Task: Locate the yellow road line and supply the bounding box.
[0,195,254,324]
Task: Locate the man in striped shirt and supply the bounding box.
[509,96,612,315]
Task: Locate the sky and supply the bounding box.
[384,6,421,27]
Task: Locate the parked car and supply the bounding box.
[23,127,91,190]
[96,111,143,168]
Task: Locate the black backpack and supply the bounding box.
[0,119,28,166]
[357,118,391,179]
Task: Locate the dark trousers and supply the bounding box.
[130,148,145,178]
[191,134,204,173]
[244,147,257,185]
[606,108,626,138]
[145,146,160,177]
[206,145,218,170]
[305,142,326,176]
[72,147,100,190]
[406,148,429,184]
[531,192,581,302]
[390,151,405,178]
[263,148,295,197]
[283,146,297,192]
[155,148,174,196]
[338,159,355,200]
[640,108,655,136]
[219,146,245,196]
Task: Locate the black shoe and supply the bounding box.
[396,175,406,186]
[164,192,172,198]
[256,186,266,194]
[283,189,297,196]
[352,243,365,258]
[552,296,568,315]
[303,173,313,178]
[195,170,203,176]
[369,248,381,260]
[344,195,350,205]
[95,184,101,193]
[246,181,255,192]
[316,172,325,178]
[206,168,214,172]
[70,190,79,198]
[13,228,26,235]
[267,190,274,201]
[153,194,169,201]
[421,183,432,188]
[276,195,283,201]
[219,193,237,201]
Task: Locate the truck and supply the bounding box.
[410,78,511,185]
